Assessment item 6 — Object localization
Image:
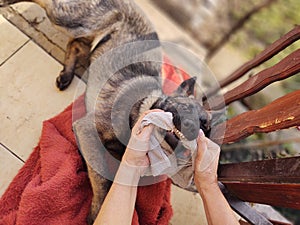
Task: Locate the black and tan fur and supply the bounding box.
[1,0,212,223]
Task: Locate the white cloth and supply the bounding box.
[126,111,220,188]
[132,111,197,177]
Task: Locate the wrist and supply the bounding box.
[195,178,219,196]
[122,156,148,168]
[114,161,143,186]
[122,147,149,166]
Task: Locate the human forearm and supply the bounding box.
[194,131,239,225]
[93,110,159,225]
[94,184,137,225]
[94,164,140,225]
[197,183,239,225]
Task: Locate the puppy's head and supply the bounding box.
[149,77,221,173]
[153,77,211,141]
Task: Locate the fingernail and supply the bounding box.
[198,129,204,137]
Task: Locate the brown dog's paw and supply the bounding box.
[56,70,74,91]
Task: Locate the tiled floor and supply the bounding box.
[0,15,28,64]
[0,14,84,194]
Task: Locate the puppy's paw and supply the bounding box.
[56,70,73,91]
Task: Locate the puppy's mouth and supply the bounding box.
[165,127,193,160]
[172,127,187,141]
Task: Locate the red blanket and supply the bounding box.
[0,58,187,225]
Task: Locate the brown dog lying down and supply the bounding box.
[1,0,218,223]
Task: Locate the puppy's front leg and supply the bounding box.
[73,113,116,224]
[56,37,92,90]
[86,164,112,224]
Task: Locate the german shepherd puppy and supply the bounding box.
[1,0,212,223]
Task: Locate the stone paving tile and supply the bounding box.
[0,40,84,161]
[2,3,88,78]
[0,144,24,196]
[0,15,29,65]
[11,3,70,51]
[170,185,208,225]
[1,5,66,64]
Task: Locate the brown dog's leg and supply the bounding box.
[56,37,92,90]
[87,164,112,225]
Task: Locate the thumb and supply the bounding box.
[196,129,208,162]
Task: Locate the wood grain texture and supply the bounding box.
[221,182,300,209]
[218,157,300,209]
[205,49,300,110]
[211,90,300,144]
[218,156,300,183]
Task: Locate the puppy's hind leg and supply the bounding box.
[56,37,92,90]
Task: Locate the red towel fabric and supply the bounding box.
[0,95,92,225]
[162,56,191,95]
[0,58,187,225]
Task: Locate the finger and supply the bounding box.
[206,139,221,165]
[196,129,208,162]
[207,139,221,155]
[133,109,163,137]
[199,138,221,172]
[137,109,164,124]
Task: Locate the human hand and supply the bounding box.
[122,109,163,169]
[194,129,221,192]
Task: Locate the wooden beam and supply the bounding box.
[210,90,300,144]
[204,25,300,99]
[205,49,300,110]
[219,156,300,183]
[221,183,300,210]
[218,157,300,209]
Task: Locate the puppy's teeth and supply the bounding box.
[173,127,187,140]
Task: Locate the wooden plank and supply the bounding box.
[204,25,300,99]
[218,157,300,209]
[218,182,273,225]
[205,49,300,110]
[240,220,292,225]
[218,156,300,183]
[220,182,300,209]
[210,90,300,144]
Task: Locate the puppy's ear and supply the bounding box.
[172,77,197,97]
